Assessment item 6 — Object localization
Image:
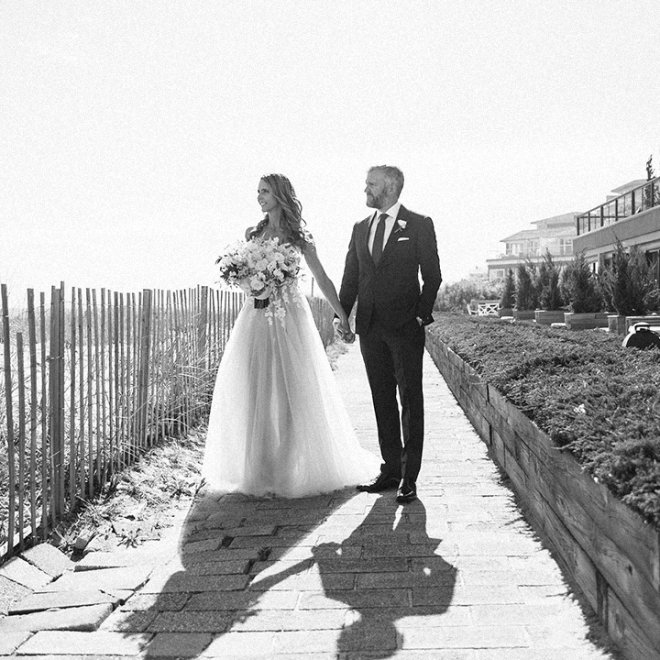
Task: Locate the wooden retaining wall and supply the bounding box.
[425,336,660,660]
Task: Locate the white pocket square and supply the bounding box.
[397,237,410,242]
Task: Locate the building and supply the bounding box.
[573,176,660,286]
[486,212,578,281]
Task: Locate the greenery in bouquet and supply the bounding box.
[216,237,300,296]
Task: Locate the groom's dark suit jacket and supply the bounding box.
[339,205,442,334]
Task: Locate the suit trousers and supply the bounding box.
[359,317,426,482]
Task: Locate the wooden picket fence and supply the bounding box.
[0,283,333,562]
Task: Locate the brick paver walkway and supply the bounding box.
[1,344,617,658]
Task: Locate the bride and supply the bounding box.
[202,173,379,497]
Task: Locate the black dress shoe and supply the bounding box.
[356,473,400,493]
[396,479,417,504]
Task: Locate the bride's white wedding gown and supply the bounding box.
[202,265,379,498]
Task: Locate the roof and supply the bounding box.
[610,179,647,194]
[500,229,538,242]
[530,212,579,228]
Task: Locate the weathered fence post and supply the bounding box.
[137,289,153,449]
[1,284,16,557]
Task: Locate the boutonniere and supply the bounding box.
[394,219,407,233]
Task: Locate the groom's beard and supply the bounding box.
[366,193,383,209]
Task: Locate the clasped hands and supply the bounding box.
[333,317,355,343]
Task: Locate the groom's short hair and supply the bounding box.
[369,165,404,198]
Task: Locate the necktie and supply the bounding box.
[372,213,387,265]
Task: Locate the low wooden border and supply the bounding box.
[425,336,660,660]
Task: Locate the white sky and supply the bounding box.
[2,1,659,304]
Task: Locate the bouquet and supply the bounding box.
[216,237,301,319]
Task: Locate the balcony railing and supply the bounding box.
[576,176,660,235]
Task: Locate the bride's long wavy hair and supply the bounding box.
[249,174,312,248]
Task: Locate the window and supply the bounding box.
[559,239,573,256]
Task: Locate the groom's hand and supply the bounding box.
[333,318,355,343]
[342,330,356,344]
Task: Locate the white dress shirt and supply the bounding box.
[368,201,401,255]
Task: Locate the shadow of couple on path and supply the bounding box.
[122,488,457,658]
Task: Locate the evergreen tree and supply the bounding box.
[538,251,564,310]
[500,269,515,309]
[600,240,659,315]
[515,263,536,310]
[560,252,602,313]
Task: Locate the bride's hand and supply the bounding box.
[335,317,355,343]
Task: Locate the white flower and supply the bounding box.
[396,219,407,231]
[216,236,301,324]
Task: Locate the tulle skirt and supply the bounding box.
[202,287,379,497]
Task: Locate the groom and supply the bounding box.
[338,165,442,503]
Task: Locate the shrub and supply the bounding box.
[537,251,564,310]
[600,240,659,315]
[427,314,660,527]
[499,270,515,309]
[515,262,538,310]
[560,252,603,313]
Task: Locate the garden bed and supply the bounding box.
[425,314,660,659]
[427,314,660,527]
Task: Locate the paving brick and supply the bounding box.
[248,571,354,592]
[362,542,460,558]
[74,550,155,571]
[40,566,152,592]
[335,619,398,653]
[0,556,51,590]
[9,589,117,614]
[147,611,232,633]
[0,575,31,615]
[0,603,112,632]
[0,631,31,656]
[313,557,407,573]
[359,605,473,627]
[154,559,250,581]
[230,608,347,632]
[298,589,409,610]
[202,631,276,657]
[267,544,361,561]
[180,538,224,554]
[470,646,611,659]
[414,585,524,607]
[356,570,457,589]
[186,590,299,611]
[273,630,342,654]
[143,573,249,593]
[146,632,212,657]
[100,607,158,632]
[182,548,262,562]
[21,543,75,578]
[229,534,318,549]
[400,624,531,649]
[119,592,189,612]
[346,651,473,660]
[15,631,151,656]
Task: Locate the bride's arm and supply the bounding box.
[302,242,352,334]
